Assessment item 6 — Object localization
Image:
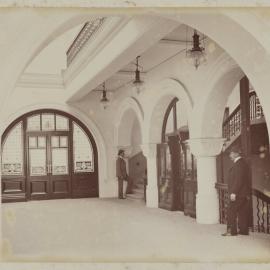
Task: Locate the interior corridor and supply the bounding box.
[2,198,270,263]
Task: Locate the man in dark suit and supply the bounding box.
[116,149,129,199]
[222,146,251,236]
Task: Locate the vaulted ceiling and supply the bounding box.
[18,15,211,100]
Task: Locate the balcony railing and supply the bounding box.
[215,183,270,234]
[66,17,105,66]
[223,92,264,141]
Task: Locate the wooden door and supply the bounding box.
[49,133,71,199]
[157,135,184,211]
[27,134,50,200]
[157,143,173,210]
[71,121,98,198]
[27,133,71,200]
[168,135,184,211]
[181,141,197,218]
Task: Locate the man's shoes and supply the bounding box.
[221,232,237,236]
[119,197,126,199]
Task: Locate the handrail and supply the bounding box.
[215,182,228,190]
[252,188,270,204]
[216,183,270,234]
[223,91,264,141]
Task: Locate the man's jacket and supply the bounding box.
[228,158,251,198]
[116,157,128,179]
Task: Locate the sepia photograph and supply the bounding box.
[0,1,269,269]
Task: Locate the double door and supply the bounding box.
[27,132,71,200]
[157,133,197,216]
[157,135,184,211]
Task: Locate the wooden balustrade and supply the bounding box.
[215,183,270,234]
[223,92,264,141]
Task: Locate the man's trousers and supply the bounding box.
[227,197,249,235]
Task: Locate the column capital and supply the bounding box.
[187,137,225,157]
[140,143,157,158]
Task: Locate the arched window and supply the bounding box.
[1,109,98,202]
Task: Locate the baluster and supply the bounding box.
[233,117,235,136]
[261,201,264,232]
[226,124,230,141]
[257,197,260,232]
[250,96,253,121]
[229,120,232,138]
[253,95,256,120]
[267,203,269,234]
[236,111,238,132]
[219,189,222,223]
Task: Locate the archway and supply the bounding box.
[115,97,146,201]
[1,109,99,202]
[146,78,193,209]
[158,11,270,141]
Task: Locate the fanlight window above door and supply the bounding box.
[27,113,69,131]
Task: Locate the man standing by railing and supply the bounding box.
[222,146,251,236]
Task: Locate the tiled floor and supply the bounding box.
[1,198,270,262]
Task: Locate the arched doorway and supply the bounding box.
[1,109,98,202]
[157,97,197,217]
[115,98,146,202]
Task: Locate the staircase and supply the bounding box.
[222,91,264,150]
[126,178,145,202]
[216,90,270,234]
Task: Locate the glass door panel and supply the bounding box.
[27,134,49,200]
[29,149,47,176]
[51,148,68,175]
[157,143,173,209]
[49,134,70,198]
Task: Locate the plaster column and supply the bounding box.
[141,143,159,208]
[188,138,225,224]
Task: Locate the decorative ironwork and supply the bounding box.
[66,17,105,66]
[252,189,270,233]
[216,183,270,234]
[223,92,264,141]
[215,182,229,224]
[249,93,264,121]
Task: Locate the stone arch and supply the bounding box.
[191,53,244,138]
[114,97,144,152]
[0,102,108,197]
[146,78,193,144]
[157,11,270,140]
